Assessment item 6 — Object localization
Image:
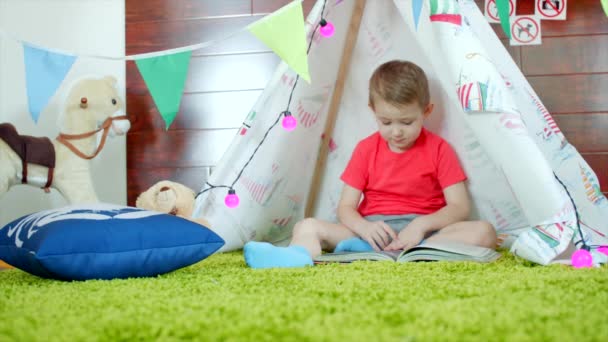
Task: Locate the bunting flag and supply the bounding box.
[602,0,608,18]
[496,0,511,39]
[135,51,192,129]
[248,1,310,82]
[22,44,76,122]
[413,0,423,30]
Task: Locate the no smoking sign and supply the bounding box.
[536,0,567,20]
[485,0,516,24]
[510,15,542,46]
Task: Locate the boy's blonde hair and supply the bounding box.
[369,60,430,111]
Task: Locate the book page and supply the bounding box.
[404,240,497,258]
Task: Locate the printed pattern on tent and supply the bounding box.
[193,0,607,265]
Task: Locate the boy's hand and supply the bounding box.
[384,224,426,251]
[356,221,398,251]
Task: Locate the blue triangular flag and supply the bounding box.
[23,44,76,122]
[413,0,423,30]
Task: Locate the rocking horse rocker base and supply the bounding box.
[0,76,130,204]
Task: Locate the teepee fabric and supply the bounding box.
[193,0,607,265]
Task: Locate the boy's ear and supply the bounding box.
[423,103,434,118]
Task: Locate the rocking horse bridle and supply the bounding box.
[56,115,129,160]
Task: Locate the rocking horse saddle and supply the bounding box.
[0,122,55,189]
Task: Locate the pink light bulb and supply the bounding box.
[598,246,608,256]
[282,112,297,131]
[571,249,593,268]
[224,189,240,208]
[319,19,335,38]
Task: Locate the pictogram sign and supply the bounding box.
[536,0,567,20]
[485,0,516,23]
[510,16,542,46]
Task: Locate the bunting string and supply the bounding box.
[196,0,330,203]
[0,0,311,128]
[0,0,305,61]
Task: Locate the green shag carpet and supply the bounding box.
[1,251,607,341]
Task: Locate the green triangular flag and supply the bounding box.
[602,0,608,18]
[135,51,191,129]
[496,0,511,39]
[248,1,310,82]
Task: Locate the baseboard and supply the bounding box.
[0,260,13,269]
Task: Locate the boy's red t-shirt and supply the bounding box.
[340,128,466,216]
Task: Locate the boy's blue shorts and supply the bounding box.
[363,214,437,241]
[363,214,420,233]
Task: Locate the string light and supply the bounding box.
[281,111,297,131]
[196,0,605,268]
[319,19,335,37]
[193,1,606,268]
[571,249,593,268]
[193,2,606,267]
[553,173,605,267]
[196,0,330,208]
[224,189,240,208]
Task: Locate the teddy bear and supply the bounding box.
[135,180,211,228]
[0,76,130,204]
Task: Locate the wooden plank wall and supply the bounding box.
[126,0,608,205]
[480,0,608,198]
[126,0,315,204]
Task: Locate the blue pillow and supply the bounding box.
[0,203,224,281]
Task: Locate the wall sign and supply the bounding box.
[485,0,516,23]
[510,15,542,46]
[536,0,567,20]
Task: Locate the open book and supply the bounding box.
[313,240,501,264]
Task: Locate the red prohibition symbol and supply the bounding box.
[487,0,514,21]
[537,0,565,18]
[511,17,539,43]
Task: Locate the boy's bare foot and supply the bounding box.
[496,234,508,248]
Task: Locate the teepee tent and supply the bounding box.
[193,0,608,265]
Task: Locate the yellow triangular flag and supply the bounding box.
[248,1,310,82]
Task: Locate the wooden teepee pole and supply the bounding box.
[304,0,367,217]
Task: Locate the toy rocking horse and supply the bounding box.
[0,76,130,204]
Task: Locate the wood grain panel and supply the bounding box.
[533,0,608,36]
[127,0,251,23]
[127,129,238,169]
[501,39,521,68]
[184,53,281,93]
[126,0,319,57]
[126,15,263,55]
[522,35,608,75]
[128,90,262,132]
[126,0,608,204]
[554,114,608,153]
[582,154,608,191]
[126,53,281,95]
[528,74,608,114]
[127,167,211,204]
[477,0,608,39]
[514,0,534,14]
[195,33,272,56]
[253,0,316,15]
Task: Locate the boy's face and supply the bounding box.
[371,99,433,153]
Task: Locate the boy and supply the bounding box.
[245,60,496,268]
